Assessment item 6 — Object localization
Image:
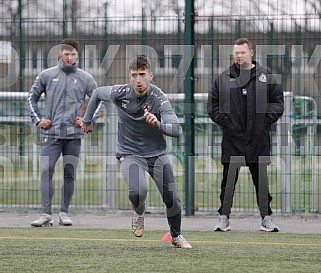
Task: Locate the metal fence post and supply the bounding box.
[280,92,293,213]
[184,0,195,216]
[107,103,117,210]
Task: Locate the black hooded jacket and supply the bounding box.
[207,61,284,164]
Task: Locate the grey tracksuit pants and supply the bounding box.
[118,154,182,238]
[40,138,81,215]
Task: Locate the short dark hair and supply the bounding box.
[128,55,151,71]
[60,38,79,52]
[234,38,253,51]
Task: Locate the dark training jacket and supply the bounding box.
[82,83,182,157]
[207,61,284,164]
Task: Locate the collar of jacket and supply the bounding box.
[228,61,261,78]
[58,58,78,73]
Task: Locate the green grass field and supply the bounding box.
[0,228,320,273]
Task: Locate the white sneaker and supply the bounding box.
[260,216,279,232]
[132,212,144,237]
[59,212,73,226]
[172,235,192,249]
[214,215,231,232]
[31,213,53,227]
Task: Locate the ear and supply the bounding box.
[149,72,154,80]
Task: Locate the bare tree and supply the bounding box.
[0,0,20,36]
[2,0,321,35]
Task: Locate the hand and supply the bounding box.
[37,119,52,129]
[75,116,82,128]
[144,109,158,127]
[81,122,93,134]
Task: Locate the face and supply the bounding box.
[129,68,153,96]
[59,48,79,67]
[233,43,254,69]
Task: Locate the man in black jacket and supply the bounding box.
[207,38,284,232]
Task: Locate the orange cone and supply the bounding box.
[161,231,172,242]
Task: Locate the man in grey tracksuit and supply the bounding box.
[81,55,192,249]
[27,38,102,227]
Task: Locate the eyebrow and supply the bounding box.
[130,72,146,76]
[233,49,248,54]
[63,52,77,55]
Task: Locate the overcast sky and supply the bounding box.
[0,0,320,35]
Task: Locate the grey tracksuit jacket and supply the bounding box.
[27,59,100,139]
[82,84,182,157]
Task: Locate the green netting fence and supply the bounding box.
[0,0,321,214]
